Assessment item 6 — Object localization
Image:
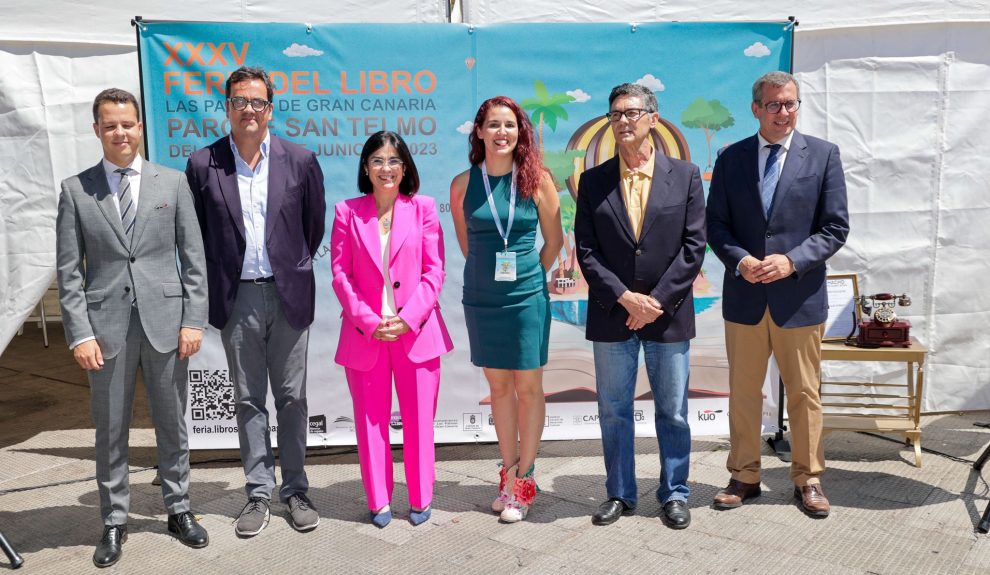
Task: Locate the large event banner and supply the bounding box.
[137,21,792,449]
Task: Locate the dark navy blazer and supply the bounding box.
[706,131,849,328]
[575,153,707,343]
[185,135,327,331]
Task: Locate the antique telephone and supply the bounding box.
[847,293,912,347]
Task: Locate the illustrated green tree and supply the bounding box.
[521,80,575,153]
[680,97,735,171]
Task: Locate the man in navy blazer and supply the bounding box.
[707,71,849,517]
[185,66,326,536]
[576,83,706,529]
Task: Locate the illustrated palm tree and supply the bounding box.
[521,80,576,279]
[521,80,575,154]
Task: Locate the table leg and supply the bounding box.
[906,430,922,467]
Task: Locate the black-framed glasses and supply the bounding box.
[368,158,404,169]
[761,100,801,114]
[605,108,652,123]
[228,96,271,112]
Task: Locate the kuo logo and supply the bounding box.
[697,409,724,421]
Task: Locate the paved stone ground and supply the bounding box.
[3,324,990,574]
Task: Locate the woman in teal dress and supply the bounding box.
[450,96,562,522]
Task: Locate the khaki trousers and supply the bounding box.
[724,308,825,486]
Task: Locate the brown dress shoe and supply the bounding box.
[713,479,762,509]
[794,484,830,517]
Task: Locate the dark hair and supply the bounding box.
[468,96,546,199]
[752,71,800,103]
[225,66,275,102]
[607,83,658,113]
[92,88,140,123]
[357,131,419,196]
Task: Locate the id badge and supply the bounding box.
[494,251,517,282]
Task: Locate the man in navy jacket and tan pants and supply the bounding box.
[707,71,849,517]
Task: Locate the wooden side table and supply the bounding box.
[820,337,928,467]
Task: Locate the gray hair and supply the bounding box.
[752,71,800,103]
[608,83,658,113]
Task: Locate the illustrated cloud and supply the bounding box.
[744,42,771,58]
[566,89,591,103]
[635,74,665,91]
[283,43,324,57]
[456,121,474,135]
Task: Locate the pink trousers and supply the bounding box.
[345,341,440,511]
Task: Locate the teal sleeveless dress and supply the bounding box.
[462,165,550,370]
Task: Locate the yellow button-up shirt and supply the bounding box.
[618,144,655,240]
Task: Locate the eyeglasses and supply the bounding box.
[368,158,404,169]
[228,97,271,112]
[760,100,801,114]
[605,108,652,123]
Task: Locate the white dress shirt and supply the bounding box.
[230,133,273,280]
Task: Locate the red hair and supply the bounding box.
[468,96,546,199]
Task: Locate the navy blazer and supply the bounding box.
[185,135,327,331]
[706,131,849,328]
[575,153,707,343]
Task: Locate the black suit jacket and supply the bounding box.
[575,153,706,342]
[185,135,327,331]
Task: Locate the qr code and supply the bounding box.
[189,369,235,421]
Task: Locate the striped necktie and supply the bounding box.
[762,144,781,217]
[115,168,135,243]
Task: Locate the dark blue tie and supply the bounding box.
[762,144,781,217]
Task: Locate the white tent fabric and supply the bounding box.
[463,1,990,30]
[0,1,450,45]
[2,1,988,412]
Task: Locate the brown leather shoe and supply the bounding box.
[794,484,830,517]
[713,479,762,509]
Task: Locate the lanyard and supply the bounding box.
[480,160,517,252]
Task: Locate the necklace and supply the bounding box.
[381,216,391,231]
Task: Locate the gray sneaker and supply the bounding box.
[235,497,270,537]
[287,493,320,532]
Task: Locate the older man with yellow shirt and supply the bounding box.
[575,82,707,529]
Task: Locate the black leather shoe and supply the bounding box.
[661,500,691,530]
[167,511,209,548]
[592,499,634,525]
[93,524,126,568]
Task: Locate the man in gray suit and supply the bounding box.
[56,88,210,568]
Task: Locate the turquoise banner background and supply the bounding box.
[137,21,792,448]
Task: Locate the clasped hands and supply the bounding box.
[373,316,411,342]
[619,290,664,331]
[739,254,794,284]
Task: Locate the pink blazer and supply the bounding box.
[331,193,453,371]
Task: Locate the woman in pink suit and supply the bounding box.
[331,131,453,528]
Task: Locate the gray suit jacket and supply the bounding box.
[56,159,208,358]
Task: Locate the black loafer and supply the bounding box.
[661,500,691,530]
[93,524,126,568]
[592,499,634,525]
[167,511,209,548]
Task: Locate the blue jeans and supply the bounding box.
[593,336,691,507]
